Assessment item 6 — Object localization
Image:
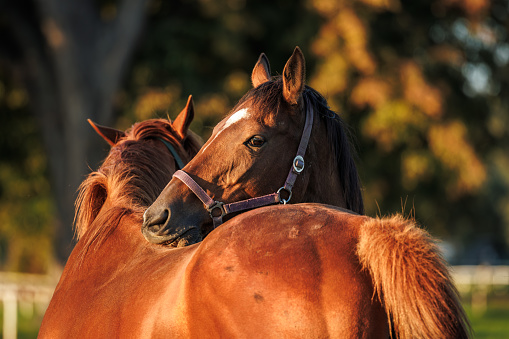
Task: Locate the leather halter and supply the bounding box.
[173,98,314,228]
[159,138,185,169]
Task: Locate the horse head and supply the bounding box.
[75,97,202,247]
[142,48,363,246]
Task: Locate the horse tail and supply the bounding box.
[356,215,472,339]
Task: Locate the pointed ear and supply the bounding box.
[282,47,306,105]
[251,53,271,87]
[87,119,125,146]
[173,95,194,140]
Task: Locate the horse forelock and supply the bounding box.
[234,79,364,214]
[232,78,283,123]
[74,119,201,255]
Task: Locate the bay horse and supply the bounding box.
[142,47,364,245]
[38,98,469,338]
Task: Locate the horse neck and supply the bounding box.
[70,198,146,273]
[300,106,363,214]
[303,139,347,208]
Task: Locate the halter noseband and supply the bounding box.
[173,98,314,228]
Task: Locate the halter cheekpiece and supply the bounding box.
[159,138,186,170]
[173,97,314,228]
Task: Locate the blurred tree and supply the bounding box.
[0,0,508,270]
[0,70,54,273]
[307,0,509,263]
[117,0,321,138]
[0,0,320,269]
[0,0,149,265]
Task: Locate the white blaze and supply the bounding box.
[201,108,251,153]
[223,108,250,130]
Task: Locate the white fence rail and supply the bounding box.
[451,265,509,313]
[0,272,59,339]
[452,265,509,287]
[0,266,508,337]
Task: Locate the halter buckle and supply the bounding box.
[293,155,305,173]
[277,187,292,205]
[207,201,226,219]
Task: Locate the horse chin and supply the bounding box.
[170,228,202,247]
[170,221,214,247]
[166,221,213,247]
[141,225,201,247]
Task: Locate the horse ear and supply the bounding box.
[251,53,271,87]
[282,46,306,105]
[173,95,194,140]
[88,119,125,146]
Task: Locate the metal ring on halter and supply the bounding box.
[277,187,292,205]
[207,201,226,219]
[293,155,305,173]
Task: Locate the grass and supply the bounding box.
[0,304,44,339]
[463,295,509,339]
[17,315,42,339]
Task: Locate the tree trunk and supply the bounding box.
[9,0,149,264]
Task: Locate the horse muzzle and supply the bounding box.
[141,203,200,246]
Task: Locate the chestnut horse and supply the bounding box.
[38,98,203,336]
[143,47,363,245]
[138,48,471,338]
[38,99,469,338]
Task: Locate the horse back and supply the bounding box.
[40,205,388,338]
[181,204,388,338]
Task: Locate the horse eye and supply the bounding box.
[246,135,266,148]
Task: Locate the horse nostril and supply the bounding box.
[143,208,170,233]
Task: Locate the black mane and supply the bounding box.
[234,78,364,214]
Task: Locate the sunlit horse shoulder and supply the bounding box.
[143,47,363,245]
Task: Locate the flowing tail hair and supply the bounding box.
[356,215,472,339]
